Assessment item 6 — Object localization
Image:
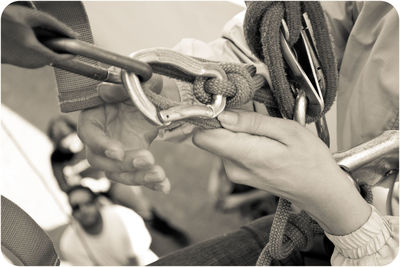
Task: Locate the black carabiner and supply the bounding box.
[35,28,153,83]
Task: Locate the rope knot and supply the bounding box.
[193,63,256,107]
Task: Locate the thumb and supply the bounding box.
[98,74,163,104]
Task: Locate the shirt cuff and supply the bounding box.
[325,204,392,259]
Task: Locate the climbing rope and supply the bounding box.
[244,1,337,122]
[241,1,338,265]
[141,61,270,128]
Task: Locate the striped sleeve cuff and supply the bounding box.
[325,205,392,259]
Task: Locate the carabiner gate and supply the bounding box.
[121,48,227,126]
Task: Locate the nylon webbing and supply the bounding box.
[32,1,106,112]
[1,196,60,266]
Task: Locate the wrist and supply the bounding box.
[302,171,372,235]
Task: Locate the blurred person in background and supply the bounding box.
[48,116,190,246]
[60,185,158,266]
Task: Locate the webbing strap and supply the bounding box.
[33,1,106,112]
[1,196,60,266]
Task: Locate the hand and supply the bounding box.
[1,5,78,68]
[193,110,371,235]
[78,75,171,193]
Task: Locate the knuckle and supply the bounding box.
[247,114,262,133]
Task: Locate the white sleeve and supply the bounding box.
[112,206,152,257]
[325,205,399,266]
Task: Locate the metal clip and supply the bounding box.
[40,35,152,83]
[121,48,227,126]
[294,90,307,126]
[281,14,330,146]
[334,130,399,172]
[280,18,324,116]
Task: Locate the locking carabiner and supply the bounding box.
[121,48,227,126]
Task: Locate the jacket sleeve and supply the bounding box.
[325,205,398,265]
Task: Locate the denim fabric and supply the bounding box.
[151,215,333,266]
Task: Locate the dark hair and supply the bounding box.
[66,185,97,202]
[47,116,77,144]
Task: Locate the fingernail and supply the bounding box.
[154,182,170,194]
[69,30,80,38]
[144,171,162,183]
[218,111,238,125]
[105,149,124,161]
[133,157,150,168]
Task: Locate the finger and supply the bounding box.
[26,8,79,38]
[192,128,247,160]
[217,110,302,145]
[106,165,166,185]
[21,28,74,65]
[97,83,129,103]
[193,127,284,163]
[142,74,163,94]
[105,166,171,193]
[86,147,155,173]
[78,107,125,160]
[30,40,75,62]
[97,74,163,104]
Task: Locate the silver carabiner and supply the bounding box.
[282,15,330,146]
[334,130,399,172]
[294,90,307,126]
[280,18,324,116]
[121,48,227,126]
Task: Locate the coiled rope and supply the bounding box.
[241,1,339,265]
[244,1,337,122]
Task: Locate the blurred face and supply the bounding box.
[69,189,100,227]
[52,120,74,143]
[51,120,83,153]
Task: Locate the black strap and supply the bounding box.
[33,1,105,112]
[1,196,60,266]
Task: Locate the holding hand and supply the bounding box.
[193,110,371,235]
[1,4,77,68]
[78,75,171,193]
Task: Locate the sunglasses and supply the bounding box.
[71,200,95,212]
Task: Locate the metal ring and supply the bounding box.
[123,48,228,125]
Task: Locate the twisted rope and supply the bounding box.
[244,1,337,122]
[193,63,256,107]
[242,1,339,265]
[145,61,271,128]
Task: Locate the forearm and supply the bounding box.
[298,168,371,236]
